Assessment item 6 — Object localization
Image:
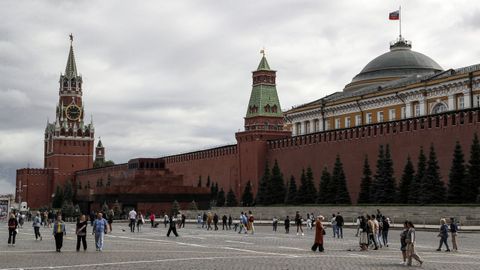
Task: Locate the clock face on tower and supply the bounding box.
[66,105,81,121]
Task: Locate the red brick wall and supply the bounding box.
[15,168,56,209]
[267,112,480,203]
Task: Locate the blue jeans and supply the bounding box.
[438,236,449,250]
[95,232,105,250]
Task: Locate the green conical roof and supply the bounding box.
[97,139,103,148]
[65,44,78,79]
[257,55,271,71]
[246,55,282,118]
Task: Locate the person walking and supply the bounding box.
[7,213,18,247]
[76,215,88,252]
[382,216,390,247]
[107,209,114,232]
[197,213,202,228]
[306,214,312,230]
[93,212,108,251]
[284,216,290,234]
[311,215,325,252]
[33,212,42,241]
[295,211,304,236]
[406,221,423,266]
[207,212,213,231]
[273,216,278,232]
[372,214,382,248]
[222,215,227,230]
[358,216,369,251]
[228,215,232,230]
[166,215,179,237]
[248,211,255,235]
[181,214,186,228]
[449,217,459,251]
[400,221,408,265]
[137,212,144,232]
[238,212,247,234]
[213,213,219,231]
[202,212,207,229]
[367,215,378,250]
[129,209,137,232]
[331,214,337,238]
[52,215,66,252]
[437,218,450,252]
[336,212,344,239]
[164,213,169,228]
[150,212,156,228]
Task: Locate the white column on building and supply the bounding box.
[448,94,455,111]
[318,117,324,132]
[419,97,426,116]
[463,91,472,109]
[405,102,412,118]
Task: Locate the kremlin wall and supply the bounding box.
[16,35,480,214]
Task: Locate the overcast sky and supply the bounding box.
[1,0,480,194]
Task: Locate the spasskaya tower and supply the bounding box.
[44,34,95,185]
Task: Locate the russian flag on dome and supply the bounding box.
[389,10,400,20]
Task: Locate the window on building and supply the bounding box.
[475,95,480,108]
[414,104,420,117]
[314,119,320,132]
[366,113,372,124]
[305,121,311,134]
[355,115,362,126]
[295,122,302,135]
[432,103,448,114]
[377,111,384,123]
[389,109,396,121]
[325,121,330,131]
[335,118,341,129]
[345,117,351,128]
[457,95,465,109]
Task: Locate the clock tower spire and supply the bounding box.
[44,35,95,188]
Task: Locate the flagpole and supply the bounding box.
[399,6,402,39]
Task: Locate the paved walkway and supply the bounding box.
[1,223,479,269]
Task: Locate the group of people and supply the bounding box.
[357,211,391,251]
[7,210,110,252]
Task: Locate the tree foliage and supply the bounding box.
[466,133,480,203]
[398,156,415,204]
[285,176,297,205]
[332,155,351,204]
[357,156,373,204]
[269,160,286,204]
[424,144,446,204]
[256,162,270,205]
[448,141,466,203]
[216,188,226,207]
[52,185,64,209]
[241,181,254,206]
[317,167,331,204]
[226,189,237,206]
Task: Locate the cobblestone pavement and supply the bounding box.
[0,223,479,270]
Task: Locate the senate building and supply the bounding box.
[16,32,480,212]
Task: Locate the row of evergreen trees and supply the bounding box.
[358,134,480,204]
[254,157,351,205]
[198,175,238,207]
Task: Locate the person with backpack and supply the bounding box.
[7,213,18,247]
[32,212,42,241]
[93,212,108,251]
[437,218,450,252]
[449,217,459,251]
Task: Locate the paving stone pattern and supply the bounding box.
[0,222,479,269]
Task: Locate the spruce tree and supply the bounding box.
[256,162,270,205]
[398,156,415,204]
[226,189,238,206]
[296,169,308,204]
[466,133,480,203]
[357,156,372,204]
[270,160,286,204]
[317,167,331,204]
[206,175,211,188]
[216,188,226,207]
[424,144,446,204]
[171,200,180,215]
[285,176,297,205]
[382,144,397,202]
[52,186,64,209]
[409,147,426,204]
[241,181,254,206]
[302,167,317,204]
[448,141,466,203]
[197,176,202,187]
[372,144,385,202]
[63,180,74,203]
[332,155,351,204]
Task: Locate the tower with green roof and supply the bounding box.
[235,52,291,199]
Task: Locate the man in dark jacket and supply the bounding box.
[213,213,219,231]
[222,215,228,230]
[336,212,344,238]
[166,215,178,237]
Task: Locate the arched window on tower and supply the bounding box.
[264,104,271,113]
[272,105,277,113]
